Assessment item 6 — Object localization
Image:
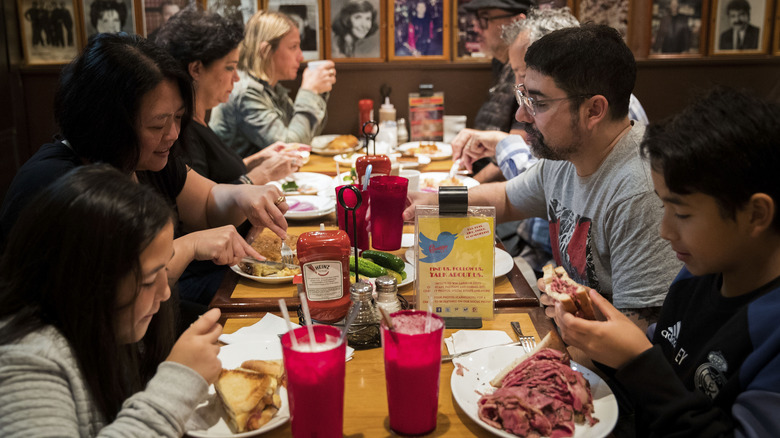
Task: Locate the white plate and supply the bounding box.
[333,153,432,169]
[399,262,415,287]
[310,134,362,156]
[418,172,479,193]
[230,264,296,284]
[405,247,513,278]
[451,345,617,438]
[284,195,336,220]
[187,340,290,437]
[397,141,453,160]
[271,172,334,196]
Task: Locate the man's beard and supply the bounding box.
[524,113,582,161]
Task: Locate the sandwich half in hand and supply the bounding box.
[542,264,596,320]
[214,362,283,433]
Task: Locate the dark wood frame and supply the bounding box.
[771,0,779,55]
[17,0,82,64]
[388,0,450,61]
[709,0,773,54]
[79,0,141,45]
[324,0,386,62]
[648,0,709,58]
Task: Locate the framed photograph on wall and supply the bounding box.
[324,0,385,62]
[576,0,631,41]
[710,0,771,54]
[80,0,138,41]
[18,0,81,64]
[388,0,450,61]
[774,2,780,55]
[268,0,323,61]
[142,0,194,38]
[206,0,257,24]
[452,0,489,62]
[649,0,708,57]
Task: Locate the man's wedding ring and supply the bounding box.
[274,196,286,206]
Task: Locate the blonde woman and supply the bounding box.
[210,10,336,157]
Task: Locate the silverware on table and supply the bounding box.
[280,241,295,265]
[511,321,537,353]
[441,341,525,362]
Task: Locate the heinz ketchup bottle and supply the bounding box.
[356,154,392,184]
[296,230,352,323]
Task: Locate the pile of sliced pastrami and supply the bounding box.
[478,348,597,438]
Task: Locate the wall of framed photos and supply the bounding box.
[2,0,779,198]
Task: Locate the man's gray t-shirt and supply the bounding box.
[506,123,682,308]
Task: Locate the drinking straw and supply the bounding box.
[299,292,317,351]
[339,301,362,345]
[425,292,435,333]
[363,164,373,191]
[378,306,394,331]
[278,298,299,349]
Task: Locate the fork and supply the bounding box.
[511,321,537,354]
[280,241,295,266]
[441,341,526,362]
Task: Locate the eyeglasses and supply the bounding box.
[514,83,593,117]
[476,12,516,30]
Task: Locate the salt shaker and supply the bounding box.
[347,282,381,349]
[375,276,402,315]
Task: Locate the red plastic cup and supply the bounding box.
[335,184,370,251]
[380,310,445,436]
[281,325,346,438]
[368,175,408,251]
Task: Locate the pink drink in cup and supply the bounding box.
[380,310,445,435]
[336,184,370,250]
[281,325,346,438]
[368,175,408,251]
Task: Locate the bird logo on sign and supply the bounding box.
[418,231,458,263]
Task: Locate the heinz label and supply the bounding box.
[302,261,344,301]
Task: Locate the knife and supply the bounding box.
[441,341,525,362]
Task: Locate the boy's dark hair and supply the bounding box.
[155,5,244,74]
[0,165,176,422]
[54,33,193,173]
[641,87,780,230]
[524,24,635,120]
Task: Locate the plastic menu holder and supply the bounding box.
[414,187,495,320]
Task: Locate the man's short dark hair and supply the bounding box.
[726,0,750,14]
[524,24,635,120]
[641,87,780,231]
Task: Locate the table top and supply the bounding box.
[220,308,553,437]
[209,223,540,318]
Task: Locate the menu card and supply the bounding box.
[414,206,495,320]
[408,92,444,141]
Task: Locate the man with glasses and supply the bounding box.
[405,24,681,331]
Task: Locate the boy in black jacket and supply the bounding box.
[551,87,780,437]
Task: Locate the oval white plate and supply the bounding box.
[284,195,336,220]
[404,247,513,278]
[229,264,296,284]
[310,134,362,156]
[397,141,453,160]
[399,262,415,287]
[271,172,334,196]
[418,172,479,193]
[451,345,617,438]
[187,340,290,438]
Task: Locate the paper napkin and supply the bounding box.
[444,330,513,355]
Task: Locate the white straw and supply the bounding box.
[336,161,340,181]
[278,298,299,349]
[425,292,435,333]
[299,292,317,351]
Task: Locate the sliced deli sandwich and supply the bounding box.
[542,264,596,320]
[214,359,285,433]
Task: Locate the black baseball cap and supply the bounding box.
[462,0,535,14]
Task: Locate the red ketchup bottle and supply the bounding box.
[296,230,352,323]
[355,154,392,184]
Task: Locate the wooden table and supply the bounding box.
[221,309,553,437]
[210,222,540,318]
[300,150,456,176]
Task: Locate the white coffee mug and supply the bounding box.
[399,169,421,192]
[307,60,328,70]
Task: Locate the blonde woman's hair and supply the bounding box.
[239,10,296,81]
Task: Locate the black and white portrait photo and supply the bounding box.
[393,0,445,57]
[330,0,381,59]
[144,0,192,39]
[81,0,136,38]
[650,0,704,55]
[268,0,321,60]
[19,0,79,64]
[577,0,629,40]
[713,0,766,52]
[206,0,256,24]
